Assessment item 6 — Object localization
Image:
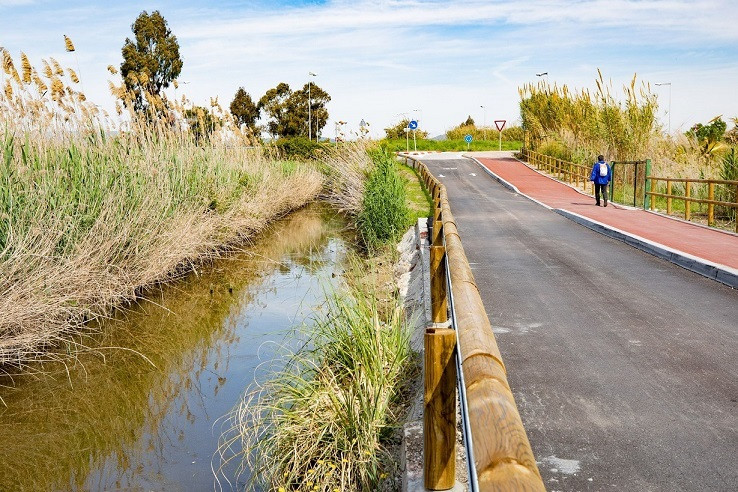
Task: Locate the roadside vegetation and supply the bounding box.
[0,48,322,370]
[381,117,524,152]
[219,143,430,490]
[519,70,738,229]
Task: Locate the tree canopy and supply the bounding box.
[230,87,259,129]
[383,119,429,140]
[120,10,182,112]
[258,82,331,139]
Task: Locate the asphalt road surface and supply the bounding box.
[422,154,737,491]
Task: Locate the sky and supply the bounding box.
[1,0,737,139]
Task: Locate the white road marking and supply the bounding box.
[438,174,445,177]
[470,173,476,176]
[441,167,457,170]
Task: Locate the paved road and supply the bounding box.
[421,154,738,491]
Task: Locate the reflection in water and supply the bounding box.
[0,204,347,491]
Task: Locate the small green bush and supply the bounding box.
[270,137,324,160]
[357,150,410,251]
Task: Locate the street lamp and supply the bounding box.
[655,82,672,135]
[308,72,317,142]
[480,105,487,140]
[396,112,410,152]
[412,108,422,152]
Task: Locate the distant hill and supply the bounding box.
[430,134,447,141]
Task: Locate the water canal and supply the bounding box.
[0,204,349,491]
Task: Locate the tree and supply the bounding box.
[258,82,292,139]
[384,119,428,140]
[688,116,727,157]
[230,87,259,129]
[462,115,475,127]
[258,82,331,139]
[120,10,183,112]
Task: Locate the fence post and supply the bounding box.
[708,182,715,226]
[424,327,457,490]
[667,180,673,214]
[644,159,652,210]
[430,245,448,324]
[685,182,691,221]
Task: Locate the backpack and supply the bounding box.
[599,162,608,177]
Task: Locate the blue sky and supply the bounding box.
[1,0,737,138]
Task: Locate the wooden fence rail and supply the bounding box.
[403,155,545,491]
[522,149,738,233]
[647,176,738,232]
[522,148,593,194]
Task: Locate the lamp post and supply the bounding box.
[412,108,422,152]
[480,105,487,141]
[536,72,548,91]
[655,82,671,135]
[308,72,317,141]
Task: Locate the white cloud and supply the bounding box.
[1,0,737,137]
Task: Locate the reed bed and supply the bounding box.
[218,281,413,491]
[520,70,659,164]
[0,47,323,371]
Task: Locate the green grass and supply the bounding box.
[220,283,414,491]
[398,164,433,223]
[357,150,410,252]
[380,138,522,153]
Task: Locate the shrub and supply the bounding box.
[270,137,324,160]
[357,150,410,251]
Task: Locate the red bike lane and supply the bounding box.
[474,155,738,271]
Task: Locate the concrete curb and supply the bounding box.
[466,156,738,289]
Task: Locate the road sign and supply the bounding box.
[494,120,506,150]
[464,134,473,143]
[408,120,418,130]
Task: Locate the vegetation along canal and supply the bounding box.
[0,204,348,491]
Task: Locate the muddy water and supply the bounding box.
[0,204,348,491]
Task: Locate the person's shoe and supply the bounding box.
[595,202,600,206]
[604,200,608,207]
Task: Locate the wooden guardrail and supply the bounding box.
[646,176,738,232]
[521,148,592,194]
[403,154,545,491]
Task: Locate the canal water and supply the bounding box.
[0,204,348,491]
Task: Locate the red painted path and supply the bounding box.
[476,156,738,270]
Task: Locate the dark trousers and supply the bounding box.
[595,183,609,205]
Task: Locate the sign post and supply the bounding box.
[464,134,473,151]
[494,120,506,151]
[409,120,419,152]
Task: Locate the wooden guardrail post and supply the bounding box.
[735,184,738,233]
[667,180,673,214]
[708,182,715,226]
[685,182,691,220]
[424,327,457,490]
[649,178,656,211]
[430,244,448,323]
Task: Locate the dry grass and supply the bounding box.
[0,45,323,372]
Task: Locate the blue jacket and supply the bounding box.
[590,160,612,184]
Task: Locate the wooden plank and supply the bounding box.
[424,327,457,490]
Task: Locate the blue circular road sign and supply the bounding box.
[464,134,473,143]
[408,120,418,130]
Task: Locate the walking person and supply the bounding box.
[590,155,612,206]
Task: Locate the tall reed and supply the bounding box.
[519,70,659,163]
[0,46,323,370]
[218,282,413,491]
